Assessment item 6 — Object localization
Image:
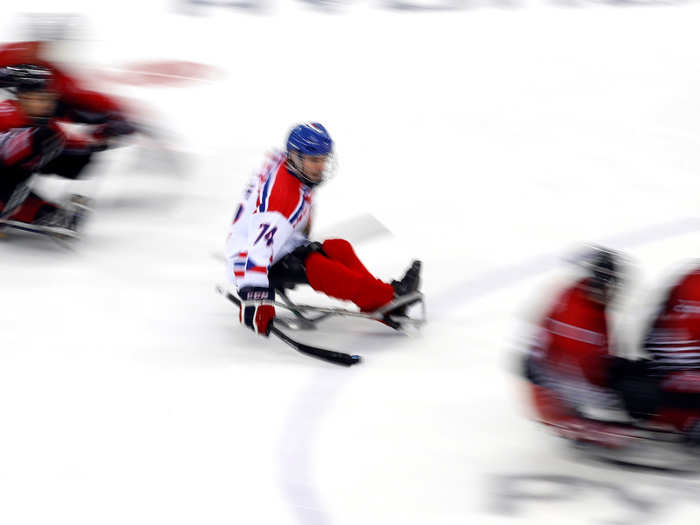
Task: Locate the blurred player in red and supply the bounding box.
[638,264,700,443]
[224,122,421,336]
[522,248,631,447]
[0,39,127,124]
[0,48,135,233]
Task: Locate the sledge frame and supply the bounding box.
[271,287,426,332]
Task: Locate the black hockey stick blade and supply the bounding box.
[269,326,361,366]
[215,286,361,366]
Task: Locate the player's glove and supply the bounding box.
[238,287,275,336]
[93,117,138,141]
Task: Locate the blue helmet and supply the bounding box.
[286,122,334,186]
[287,122,333,157]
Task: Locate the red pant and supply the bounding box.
[305,239,395,312]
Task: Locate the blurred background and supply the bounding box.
[3,1,700,524]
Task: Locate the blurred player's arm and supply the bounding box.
[0,125,65,170]
[45,67,138,144]
[235,211,296,336]
[238,211,295,290]
[0,41,42,68]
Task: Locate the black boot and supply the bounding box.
[388,260,422,317]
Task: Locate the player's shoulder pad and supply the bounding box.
[258,161,305,219]
[676,268,700,297]
[0,100,28,130]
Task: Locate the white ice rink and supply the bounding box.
[3,1,700,523]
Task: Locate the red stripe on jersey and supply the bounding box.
[247,266,267,274]
[263,163,304,219]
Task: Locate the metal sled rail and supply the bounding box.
[272,289,426,331]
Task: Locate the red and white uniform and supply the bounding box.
[645,266,700,372]
[526,279,625,445]
[225,151,312,290]
[0,99,64,168]
[531,279,612,390]
[225,151,396,312]
[644,266,700,432]
[0,99,69,221]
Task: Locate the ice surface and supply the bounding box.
[3,1,700,524]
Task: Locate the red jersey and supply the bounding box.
[225,151,313,289]
[0,99,66,170]
[532,279,611,387]
[0,41,123,117]
[645,265,700,372]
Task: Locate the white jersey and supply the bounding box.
[225,151,313,290]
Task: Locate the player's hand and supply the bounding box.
[238,287,275,336]
[94,117,138,140]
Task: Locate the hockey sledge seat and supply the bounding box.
[265,250,426,332]
[270,283,426,332]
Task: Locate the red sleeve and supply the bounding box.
[0,41,124,115]
[264,166,304,219]
[51,67,123,114]
[544,284,611,387]
[0,41,43,67]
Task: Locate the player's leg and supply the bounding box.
[6,191,62,224]
[318,238,421,311]
[305,251,395,312]
[320,238,376,278]
[39,144,94,180]
[268,250,311,290]
[270,239,421,313]
[650,371,700,442]
[0,172,33,218]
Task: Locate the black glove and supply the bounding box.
[290,241,326,260]
[238,287,275,336]
[94,117,138,140]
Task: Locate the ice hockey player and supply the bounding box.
[0,62,134,236]
[635,264,700,444]
[0,38,135,138]
[522,247,633,447]
[224,122,421,336]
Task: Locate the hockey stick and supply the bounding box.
[215,286,361,366]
